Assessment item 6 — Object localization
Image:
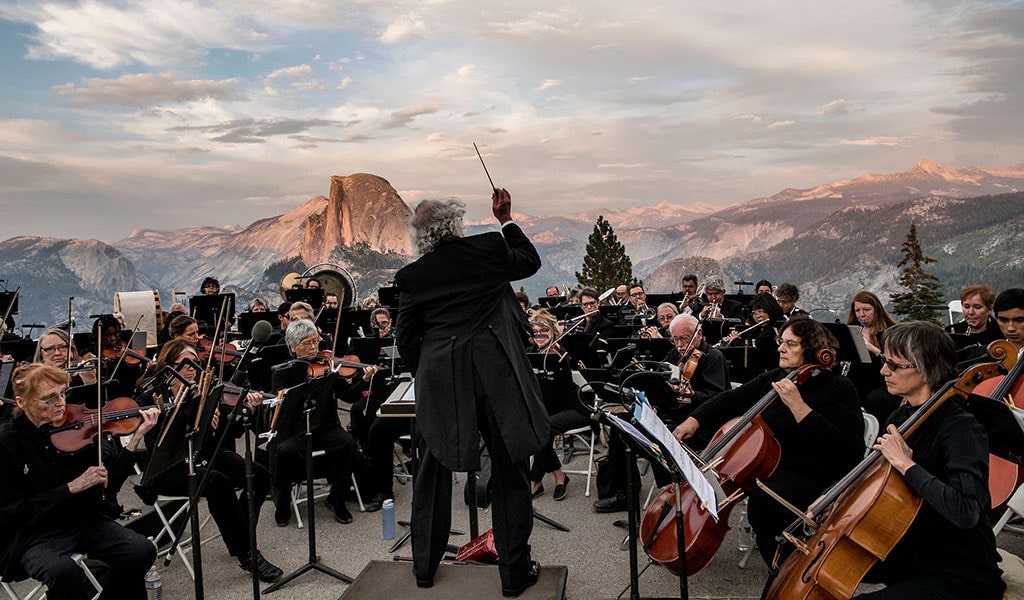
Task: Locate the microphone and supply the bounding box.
[599,288,616,302]
[230,320,273,386]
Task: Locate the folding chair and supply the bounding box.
[1,553,102,600]
[290,449,366,528]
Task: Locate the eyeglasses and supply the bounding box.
[41,343,70,354]
[297,337,321,350]
[629,292,645,298]
[776,338,801,349]
[38,388,67,406]
[670,335,696,344]
[581,301,598,308]
[879,354,916,371]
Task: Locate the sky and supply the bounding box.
[0,0,1022,242]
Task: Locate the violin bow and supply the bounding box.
[106,315,145,383]
[65,296,74,370]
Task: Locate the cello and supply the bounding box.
[640,353,835,576]
[979,341,1024,512]
[762,355,1006,600]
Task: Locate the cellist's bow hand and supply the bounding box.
[673,417,699,442]
[874,424,915,474]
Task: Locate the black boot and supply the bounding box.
[239,550,283,583]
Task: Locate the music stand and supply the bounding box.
[377,286,399,308]
[236,312,265,339]
[537,295,562,308]
[701,318,742,347]
[0,339,34,363]
[550,305,584,322]
[717,345,766,386]
[285,288,326,312]
[348,336,393,365]
[560,333,609,369]
[0,291,18,316]
[632,338,673,362]
[646,293,683,307]
[961,393,1024,466]
[247,344,292,393]
[189,293,236,330]
[263,374,353,592]
[0,358,14,400]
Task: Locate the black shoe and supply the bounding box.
[553,475,570,501]
[530,484,545,499]
[325,496,353,524]
[416,576,434,588]
[274,500,291,527]
[239,550,283,583]
[502,561,541,598]
[363,493,387,513]
[593,492,627,513]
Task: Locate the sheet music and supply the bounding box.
[606,413,659,454]
[634,402,719,521]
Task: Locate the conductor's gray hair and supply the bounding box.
[411,198,466,256]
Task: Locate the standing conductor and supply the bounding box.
[396,188,549,597]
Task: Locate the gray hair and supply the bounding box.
[411,198,466,256]
[285,318,319,350]
[289,301,314,319]
[33,327,75,363]
[882,321,956,391]
[705,277,725,293]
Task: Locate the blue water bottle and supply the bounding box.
[382,499,396,540]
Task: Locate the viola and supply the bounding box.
[763,357,1005,600]
[978,341,1024,513]
[49,397,149,453]
[307,350,376,378]
[640,360,833,576]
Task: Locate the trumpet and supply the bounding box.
[678,282,706,311]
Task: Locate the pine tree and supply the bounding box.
[890,222,945,324]
[575,216,634,293]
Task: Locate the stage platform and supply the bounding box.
[340,560,567,600]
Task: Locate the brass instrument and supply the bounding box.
[279,263,358,308]
[678,282,706,312]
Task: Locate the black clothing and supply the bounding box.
[0,415,155,598]
[946,318,1004,347]
[581,314,616,338]
[690,367,864,563]
[529,355,589,481]
[856,402,1004,600]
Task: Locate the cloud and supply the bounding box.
[379,18,426,44]
[628,76,654,85]
[53,73,243,107]
[821,98,850,116]
[836,137,907,147]
[167,117,344,143]
[265,64,327,91]
[537,80,561,91]
[767,120,795,129]
[336,77,353,91]
[382,104,444,128]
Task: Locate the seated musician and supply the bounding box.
[167,314,201,346]
[639,303,678,339]
[719,292,783,369]
[134,339,283,582]
[946,284,1004,346]
[673,316,864,565]
[369,308,394,339]
[323,293,340,311]
[856,321,1003,599]
[994,288,1024,352]
[579,288,616,337]
[755,279,773,296]
[774,282,809,319]
[593,314,729,513]
[678,274,700,316]
[201,277,221,296]
[0,363,159,599]
[613,284,629,306]
[845,291,900,422]
[267,319,365,526]
[289,301,334,351]
[92,315,143,400]
[33,327,97,389]
[698,278,745,320]
[250,298,269,313]
[527,310,589,501]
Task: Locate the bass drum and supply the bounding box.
[303,263,357,308]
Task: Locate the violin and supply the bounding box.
[49,396,150,453]
[307,350,376,378]
[101,341,150,366]
[677,349,703,398]
[763,356,1005,600]
[221,383,277,408]
[640,359,834,576]
[195,337,243,365]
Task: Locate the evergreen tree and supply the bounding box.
[575,216,634,293]
[890,222,945,324]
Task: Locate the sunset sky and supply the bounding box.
[1,0,1021,242]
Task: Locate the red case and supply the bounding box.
[456,529,498,562]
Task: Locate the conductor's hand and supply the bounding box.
[673,417,700,442]
[492,188,512,225]
[68,466,108,493]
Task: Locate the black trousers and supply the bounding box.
[269,423,358,504]
[412,378,534,589]
[147,450,270,557]
[365,416,411,499]
[853,578,950,599]
[746,468,824,566]
[18,518,155,600]
[530,408,590,481]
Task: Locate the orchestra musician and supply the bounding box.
[91,315,143,400]
[679,274,700,316]
[593,313,729,513]
[673,316,864,565]
[267,319,365,527]
[395,189,548,596]
[527,310,588,501]
[775,282,809,319]
[200,277,220,296]
[698,278,744,320]
[846,291,895,357]
[578,288,616,337]
[0,363,159,599]
[167,314,200,346]
[369,308,393,338]
[994,288,1024,351]
[718,292,784,370]
[134,339,284,582]
[250,298,269,313]
[638,303,678,339]
[856,321,1003,599]
[613,285,629,306]
[755,279,773,296]
[33,327,97,389]
[946,285,1004,346]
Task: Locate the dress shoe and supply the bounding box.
[530,484,545,499]
[502,560,541,597]
[593,492,627,513]
[415,576,434,588]
[274,500,291,527]
[553,475,570,501]
[325,496,353,524]
[239,550,283,583]
[362,493,388,513]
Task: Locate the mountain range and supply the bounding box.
[1,160,1022,331]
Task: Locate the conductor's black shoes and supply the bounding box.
[502,561,541,597]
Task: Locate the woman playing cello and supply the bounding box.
[673,316,864,565]
[856,321,1003,599]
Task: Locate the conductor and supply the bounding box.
[395,188,550,597]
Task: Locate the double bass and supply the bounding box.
[640,355,835,576]
[763,355,1006,600]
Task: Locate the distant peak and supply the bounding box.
[914,159,954,175]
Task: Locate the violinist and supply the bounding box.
[528,310,588,501]
[133,339,284,582]
[167,315,200,346]
[289,301,333,351]
[0,363,159,599]
[33,327,97,389]
[846,291,900,423]
[92,315,144,401]
[859,321,1003,599]
[369,307,393,338]
[673,316,864,565]
[995,288,1024,351]
[593,314,729,513]
[267,319,364,526]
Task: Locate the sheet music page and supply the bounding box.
[606,413,659,454]
[634,402,719,520]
